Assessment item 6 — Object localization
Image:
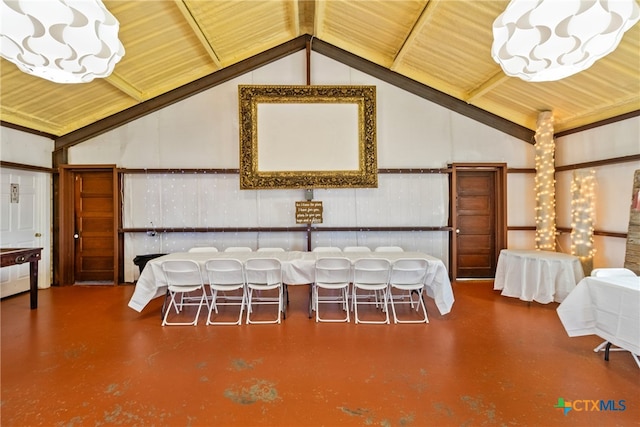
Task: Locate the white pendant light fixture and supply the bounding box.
[0,0,125,84]
[491,0,640,82]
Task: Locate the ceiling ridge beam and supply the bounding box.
[391,0,441,71]
[174,0,222,68]
[105,72,145,102]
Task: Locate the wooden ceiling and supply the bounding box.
[1,0,639,145]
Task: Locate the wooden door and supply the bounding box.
[73,170,115,283]
[450,164,507,280]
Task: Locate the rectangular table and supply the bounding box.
[0,247,43,309]
[127,251,454,316]
[493,249,584,304]
[557,275,640,366]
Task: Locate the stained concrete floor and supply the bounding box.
[1,281,638,426]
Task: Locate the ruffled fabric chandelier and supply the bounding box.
[0,0,125,84]
[492,0,640,82]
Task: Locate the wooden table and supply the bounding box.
[1,248,43,309]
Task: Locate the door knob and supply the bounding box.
[455,229,460,234]
[35,233,42,237]
[74,233,79,239]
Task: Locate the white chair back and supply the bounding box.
[188,247,219,253]
[315,257,352,284]
[204,259,245,288]
[161,259,204,289]
[245,258,283,288]
[389,258,429,286]
[225,247,253,252]
[313,246,342,252]
[343,246,371,252]
[375,246,404,252]
[257,247,285,252]
[591,268,637,277]
[353,258,391,286]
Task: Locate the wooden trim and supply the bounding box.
[555,110,640,138]
[556,226,626,239]
[54,36,309,151]
[120,226,450,233]
[507,168,536,174]
[0,161,53,174]
[310,38,535,144]
[378,168,450,174]
[555,154,640,172]
[507,226,536,231]
[0,121,56,140]
[119,168,239,174]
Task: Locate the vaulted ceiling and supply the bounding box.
[1,0,639,147]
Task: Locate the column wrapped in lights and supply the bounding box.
[0,0,124,84]
[534,111,556,251]
[570,170,596,275]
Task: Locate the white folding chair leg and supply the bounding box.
[206,289,246,326]
[162,291,205,326]
[246,288,282,324]
[353,287,389,324]
[390,289,429,324]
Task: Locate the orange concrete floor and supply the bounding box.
[1,281,638,426]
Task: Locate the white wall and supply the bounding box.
[69,52,537,281]
[5,50,634,281]
[556,117,640,268]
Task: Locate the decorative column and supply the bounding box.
[534,111,556,251]
[571,170,596,275]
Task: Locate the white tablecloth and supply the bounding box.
[127,251,454,315]
[557,275,640,356]
[493,249,584,303]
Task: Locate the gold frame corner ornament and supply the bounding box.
[238,85,377,189]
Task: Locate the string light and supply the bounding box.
[571,170,596,273]
[534,111,556,251]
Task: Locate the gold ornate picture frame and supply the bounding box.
[239,85,377,189]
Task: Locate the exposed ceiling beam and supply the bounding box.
[311,38,535,143]
[174,0,222,69]
[391,0,440,70]
[54,36,309,152]
[105,72,145,102]
[465,71,510,103]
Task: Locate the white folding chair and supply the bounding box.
[388,258,429,323]
[591,268,636,278]
[161,260,208,326]
[313,257,352,323]
[225,247,253,252]
[343,246,371,252]
[590,267,638,365]
[257,247,285,252]
[204,259,246,326]
[352,258,391,324]
[313,247,342,252]
[245,258,284,324]
[374,246,404,252]
[188,247,219,253]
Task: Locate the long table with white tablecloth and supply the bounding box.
[557,275,640,360]
[127,251,454,315]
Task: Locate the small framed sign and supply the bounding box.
[295,201,323,224]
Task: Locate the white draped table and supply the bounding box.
[127,251,455,315]
[493,249,584,304]
[557,275,640,366]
